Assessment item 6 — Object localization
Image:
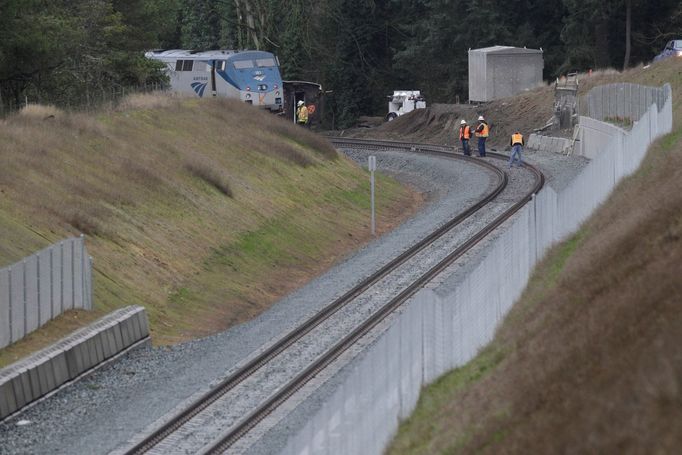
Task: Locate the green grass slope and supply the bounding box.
[389,58,682,454]
[0,95,420,366]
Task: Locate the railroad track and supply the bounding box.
[122,138,543,455]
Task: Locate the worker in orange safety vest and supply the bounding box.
[509,130,524,168]
[458,119,471,156]
[475,115,489,157]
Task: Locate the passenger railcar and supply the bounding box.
[145,49,284,112]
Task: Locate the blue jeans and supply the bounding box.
[509,144,523,167]
[478,137,486,157]
[461,139,470,156]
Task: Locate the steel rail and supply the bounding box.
[124,138,507,455]
[200,138,544,454]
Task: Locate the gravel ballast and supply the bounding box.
[0,142,587,455]
[240,148,552,455]
[0,148,501,455]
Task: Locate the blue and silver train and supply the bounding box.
[145,49,284,112]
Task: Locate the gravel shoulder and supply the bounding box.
[241,149,563,455]
[0,149,496,455]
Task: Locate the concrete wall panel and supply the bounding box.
[1,237,93,349]
[51,245,63,320]
[0,306,150,419]
[38,251,52,325]
[10,266,24,343]
[62,241,74,311]
[0,270,10,348]
[24,258,39,334]
[468,50,487,102]
[73,238,84,309]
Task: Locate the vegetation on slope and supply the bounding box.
[388,58,682,453]
[0,95,420,366]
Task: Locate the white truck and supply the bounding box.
[386,90,426,121]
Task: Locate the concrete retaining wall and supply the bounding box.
[581,82,669,122]
[0,305,149,420]
[280,82,673,454]
[527,133,573,154]
[0,236,93,349]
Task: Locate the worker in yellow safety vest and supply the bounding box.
[509,130,524,168]
[296,100,309,128]
[474,115,489,157]
[458,119,471,156]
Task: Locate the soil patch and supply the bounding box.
[343,84,556,149]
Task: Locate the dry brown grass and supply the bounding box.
[17,103,63,120]
[389,57,682,454]
[185,159,233,197]
[0,95,421,360]
[116,92,178,111]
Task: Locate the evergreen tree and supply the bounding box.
[313,0,397,126]
[279,1,309,80]
[0,0,80,105]
[180,0,222,49]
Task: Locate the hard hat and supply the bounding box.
[297,100,304,106]
[478,115,484,121]
[460,119,467,124]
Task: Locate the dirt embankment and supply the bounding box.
[346,84,556,149]
[0,96,421,366]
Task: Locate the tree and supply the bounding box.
[0,1,81,105]
[310,0,399,126]
[623,0,631,69]
[278,1,309,79]
[180,0,222,49]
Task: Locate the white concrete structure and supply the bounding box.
[0,236,93,349]
[468,46,543,102]
[0,306,150,419]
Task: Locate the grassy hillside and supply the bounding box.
[389,57,682,454]
[0,96,420,366]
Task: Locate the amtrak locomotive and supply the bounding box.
[145,49,284,112]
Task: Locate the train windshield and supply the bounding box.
[255,58,276,68]
[233,60,254,69]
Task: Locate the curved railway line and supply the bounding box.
[122,138,544,455]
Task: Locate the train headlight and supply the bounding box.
[246,86,251,91]
[275,90,280,96]
[245,93,251,99]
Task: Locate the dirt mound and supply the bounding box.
[346,84,556,150]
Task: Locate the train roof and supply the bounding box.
[145,49,276,60]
